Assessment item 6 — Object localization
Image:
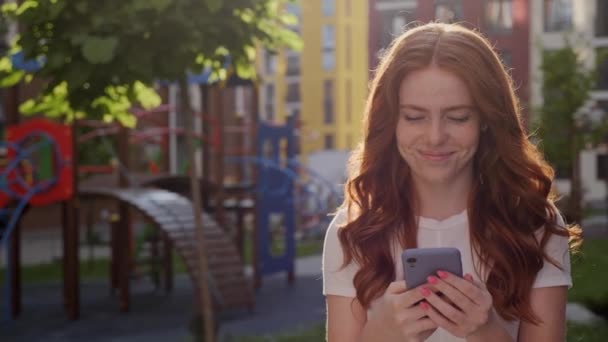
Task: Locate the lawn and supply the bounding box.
[230,324,325,342]
[0,238,324,285]
[568,238,608,315]
[228,320,608,342]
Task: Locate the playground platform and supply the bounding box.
[1,255,325,341]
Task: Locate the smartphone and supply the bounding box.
[401,247,463,289]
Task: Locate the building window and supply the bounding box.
[598,48,608,90]
[286,82,300,103]
[346,79,352,124]
[322,24,336,70]
[286,54,300,76]
[265,83,275,121]
[378,9,415,52]
[435,0,463,24]
[598,153,608,181]
[323,51,335,70]
[323,80,334,124]
[264,49,277,75]
[286,2,300,20]
[543,0,572,32]
[484,0,513,32]
[346,26,352,70]
[597,101,608,145]
[324,134,335,150]
[322,0,335,16]
[597,0,608,37]
[286,2,301,33]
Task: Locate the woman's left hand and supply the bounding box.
[418,271,493,338]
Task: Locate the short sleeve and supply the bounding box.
[533,211,573,289]
[322,209,359,297]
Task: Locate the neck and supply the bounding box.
[413,173,474,220]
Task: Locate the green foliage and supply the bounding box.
[0,0,302,123]
[76,125,116,174]
[535,43,595,173]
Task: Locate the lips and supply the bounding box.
[418,151,454,161]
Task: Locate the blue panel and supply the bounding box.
[11,52,43,72]
[255,118,296,278]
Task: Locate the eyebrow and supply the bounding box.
[399,104,475,112]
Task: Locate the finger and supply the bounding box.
[427,276,475,313]
[423,302,461,337]
[396,287,426,308]
[437,271,487,306]
[399,303,431,322]
[404,317,438,335]
[420,287,466,324]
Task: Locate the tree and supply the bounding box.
[0,1,301,340]
[536,41,608,223]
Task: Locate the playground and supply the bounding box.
[0,78,343,340]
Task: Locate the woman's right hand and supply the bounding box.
[371,280,438,342]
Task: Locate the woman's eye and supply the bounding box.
[402,114,425,121]
[447,116,470,123]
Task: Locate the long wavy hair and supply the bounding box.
[338,23,582,324]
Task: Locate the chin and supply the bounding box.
[414,171,453,185]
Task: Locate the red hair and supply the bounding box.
[338,23,581,324]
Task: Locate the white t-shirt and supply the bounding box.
[322,208,572,342]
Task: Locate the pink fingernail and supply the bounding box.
[437,270,448,279]
[420,302,429,310]
[420,288,431,297]
[427,276,438,284]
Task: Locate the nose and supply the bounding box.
[426,118,448,146]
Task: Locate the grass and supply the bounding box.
[568,238,608,317]
[225,322,608,342]
[0,238,323,285]
[567,322,608,342]
[583,206,607,219]
[229,324,325,342]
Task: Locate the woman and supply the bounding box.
[322,23,581,342]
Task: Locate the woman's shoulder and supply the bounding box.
[324,207,349,241]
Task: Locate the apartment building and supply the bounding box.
[258,0,369,157]
[369,0,532,118]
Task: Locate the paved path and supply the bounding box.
[0,255,325,341]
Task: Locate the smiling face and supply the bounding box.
[396,65,481,188]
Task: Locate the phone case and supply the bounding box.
[401,247,463,289]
